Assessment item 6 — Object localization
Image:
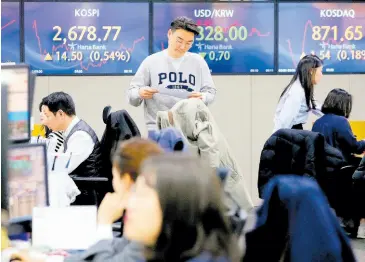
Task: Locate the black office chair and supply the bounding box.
[101,106,142,236]
[257,129,362,237]
[353,155,365,181]
[346,155,365,237]
[71,106,141,207]
[99,105,141,183]
[70,176,109,206]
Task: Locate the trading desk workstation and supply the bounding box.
[1,0,364,258]
[1,64,364,253]
[1,64,103,255]
[2,64,48,231]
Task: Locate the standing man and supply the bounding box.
[127,16,216,131]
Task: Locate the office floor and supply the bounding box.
[352,239,365,261]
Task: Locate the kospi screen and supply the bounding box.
[24,2,149,75]
[278,3,365,74]
[1,1,21,63]
[153,3,275,74]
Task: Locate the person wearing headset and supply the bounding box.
[273,55,324,133]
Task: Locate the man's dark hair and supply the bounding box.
[42,91,76,116]
[170,16,199,36]
[322,88,352,118]
[39,98,46,112]
[38,97,52,137]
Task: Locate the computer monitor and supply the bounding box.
[1,83,9,211]
[29,72,36,117]
[1,64,31,143]
[7,143,49,223]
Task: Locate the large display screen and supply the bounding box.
[153,3,275,74]
[278,3,365,74]
[24,2,149,75]
[1,1,21,63]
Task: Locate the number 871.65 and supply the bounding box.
[312,25,362,41]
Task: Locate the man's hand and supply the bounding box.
[97,192,129,225]
[188,92,203,99]
[138,88,159,99]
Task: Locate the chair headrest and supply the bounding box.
[103,106,112,124]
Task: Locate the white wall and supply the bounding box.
[32,74,365,204]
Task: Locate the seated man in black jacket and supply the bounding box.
[40,92,102,177]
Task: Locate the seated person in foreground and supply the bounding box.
[312,88,365,165]
[11,145,243,262]
[8,138,164,262]
[40,92,102,176]
[122,155,241,262]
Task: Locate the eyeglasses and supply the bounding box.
[175,37,193,48]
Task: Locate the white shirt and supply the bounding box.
[163,49,185,71]
[63,116,95,174]
[96,224,113,240]
[47,131,65,153]
[273,79,323,133]
[31,131,64,154]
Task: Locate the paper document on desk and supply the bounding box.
[157,88,191,99]
[32,206,97,250]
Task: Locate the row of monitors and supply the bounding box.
[2,2,365,75]
[1,80,47,222]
